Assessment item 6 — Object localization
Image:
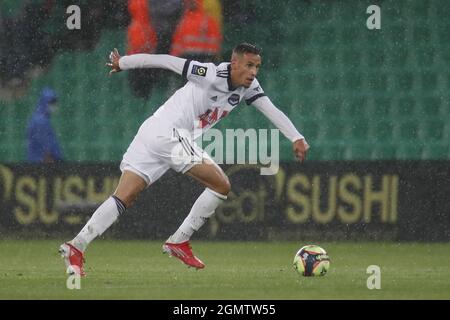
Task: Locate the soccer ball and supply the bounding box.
[293,245,330,277]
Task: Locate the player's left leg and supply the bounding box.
[169,159,230,244]
[163,158,230,269]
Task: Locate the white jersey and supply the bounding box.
[153,61,266,139]
[119,54,304,142]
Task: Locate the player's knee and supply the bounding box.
[113,191,137,208]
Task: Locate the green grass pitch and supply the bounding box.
[0,240,449,299]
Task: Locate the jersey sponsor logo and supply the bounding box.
[253,86,261,92]
[192,65,208,77]
[198,107,229,128]
[210,96,218,102]
[228,94,240,106]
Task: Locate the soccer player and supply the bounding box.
[59,43,309,276]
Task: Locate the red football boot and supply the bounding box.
[162,241,205,269]
[59,242,86,276]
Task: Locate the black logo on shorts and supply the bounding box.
[192,65,207,77]
[228,94,240,106]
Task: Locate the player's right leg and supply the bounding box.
[60,170,147,276]
[60,115,171,275]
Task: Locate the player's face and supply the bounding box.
[231,53,261,88]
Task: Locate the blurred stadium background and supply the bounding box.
[0,0,449,300]
[2,0,449,161]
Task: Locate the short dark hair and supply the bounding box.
[232,42,261,56]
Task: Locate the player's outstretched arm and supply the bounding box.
[106,48,188,76]
[251,96,310,163]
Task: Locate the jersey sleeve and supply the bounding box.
[244,78,267,105]
[251,96,305,142]
[119,54,187,74]
[183,60,216,86]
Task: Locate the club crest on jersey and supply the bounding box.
[228,94,240,106]
[192,65,207,77]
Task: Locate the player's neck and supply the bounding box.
[229,71,241,90]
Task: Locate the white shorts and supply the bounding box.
[120,116,212,185]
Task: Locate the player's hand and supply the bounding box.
[106,48,121,75]
[293,138,309,163]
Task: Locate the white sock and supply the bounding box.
[71,196,125,252]
[169,188,227,243]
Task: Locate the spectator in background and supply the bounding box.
[126,0,184,99]
[127,0,158,56]
[170,0,222,62]
[165,0,222,92]
[125,0,223,99]
[126,0,158,100]
[150,0,184,54]
[26,87,63,163]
